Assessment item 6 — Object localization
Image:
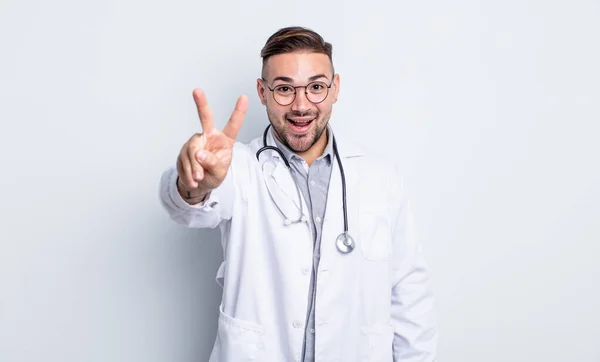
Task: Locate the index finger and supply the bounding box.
[192,88,215,132]
[222,94,248,140]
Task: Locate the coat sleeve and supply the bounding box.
[158,144,245,229]
[389,168,438,361]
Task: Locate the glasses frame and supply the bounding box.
[262,76,335,106]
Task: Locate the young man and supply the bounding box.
[159,26,437,362]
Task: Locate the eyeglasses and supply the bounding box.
[262,76,335,106]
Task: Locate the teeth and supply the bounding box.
[288,119,312,125]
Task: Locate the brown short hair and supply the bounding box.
[260,26,333,78]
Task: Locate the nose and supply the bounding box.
[291,87,311,112]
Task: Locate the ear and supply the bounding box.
[332,73,340,103]
[256,78,267,105]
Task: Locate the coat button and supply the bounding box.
[301,267,310,275]
[292,320,303,328]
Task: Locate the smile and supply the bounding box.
[287,117,315,134]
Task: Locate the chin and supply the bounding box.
[287,133,317,153]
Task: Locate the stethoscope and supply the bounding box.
[255,125,355,254]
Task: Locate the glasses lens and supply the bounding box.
[272,81,330,105]
[306,81,329,104]
[274,85,295,106]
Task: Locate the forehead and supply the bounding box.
[264,52,332,82]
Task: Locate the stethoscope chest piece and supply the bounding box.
[336,232,355,254]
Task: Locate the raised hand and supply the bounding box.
[176,89,248,203]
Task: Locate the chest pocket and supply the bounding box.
[359,211,392,261]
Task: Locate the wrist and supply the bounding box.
[176,176,211,203]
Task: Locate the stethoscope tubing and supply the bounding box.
[255,125,353,253]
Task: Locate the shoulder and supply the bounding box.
[229,135,262,160]
[230,133,263,154]
[336,131,407,216]
[335,129,402,182]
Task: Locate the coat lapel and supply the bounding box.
[270,160,306,213]
[264,130,309,218]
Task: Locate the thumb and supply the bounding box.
[196,149,219,170]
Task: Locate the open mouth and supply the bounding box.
[287,117,315,134]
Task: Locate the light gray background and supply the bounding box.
[1,0,599,361]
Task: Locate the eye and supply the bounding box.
[275,85,294,94]
[309,82,327,94]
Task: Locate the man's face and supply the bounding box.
[257,52,340,153]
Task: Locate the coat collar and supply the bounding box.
[252,124,363,229]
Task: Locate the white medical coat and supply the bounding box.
[159,130,437,362]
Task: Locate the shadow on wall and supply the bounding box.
[154,99,267,361]
[160,224,224,361]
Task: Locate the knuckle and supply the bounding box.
[189,136,204,151]
[187,145,197,156]
[187,134,200,145]
[188,144,200,157]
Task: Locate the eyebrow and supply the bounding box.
[309,74,329,82]
[271,76,294,83]
[271,73,330,84]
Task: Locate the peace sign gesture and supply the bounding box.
[176,89,248,203]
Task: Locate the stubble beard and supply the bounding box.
[267,107,331,153]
